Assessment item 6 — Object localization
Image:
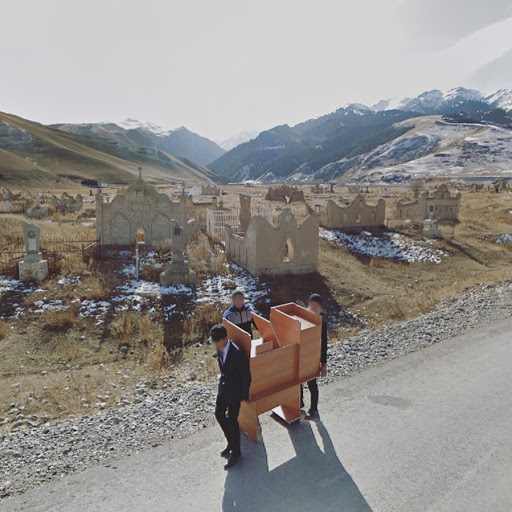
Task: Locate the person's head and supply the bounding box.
[210,324,228,350]
[232,290,245,309]
[308,293,323,314]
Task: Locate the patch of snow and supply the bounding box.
[58,275,81,286]
[496,234,512,245]
[320,229,449,264]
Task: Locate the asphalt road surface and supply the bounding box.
[2,316,511,512]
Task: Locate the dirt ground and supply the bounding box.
[0,181,511,433]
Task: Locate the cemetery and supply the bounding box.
[0,175,511,443]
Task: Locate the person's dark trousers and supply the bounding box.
[301,379,319,411]
[215,394,241,456]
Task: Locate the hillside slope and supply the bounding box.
[0,113,218,185]
[312,116,512,183]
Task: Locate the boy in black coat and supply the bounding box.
[211,324,251,470]
[301,293,328,419]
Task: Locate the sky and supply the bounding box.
[1,0,511,141]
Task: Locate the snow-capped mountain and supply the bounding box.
[114,118,171,136]
[372,88,491,114]
[217,130,260,151]
[485,89,512,112]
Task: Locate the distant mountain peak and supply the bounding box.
[217,129,260,151]
[114,118,170,136]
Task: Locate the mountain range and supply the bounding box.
[51,119,225,166]
[1,87,512,187]
[208,87,512,183]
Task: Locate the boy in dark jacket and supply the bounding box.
[211,324,251,470]
[302,293,328,419]
[223,290,255,337]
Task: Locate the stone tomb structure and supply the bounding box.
[96,173,187,245]
[265,185,305,203]
[201,185,221,196]
[160,220,196,286]
[396,184,461,223]
[225,206,319,276]
[319,194,386,230]
[27,193,50,219]
[206,196,272,241]
[19,221,48,281]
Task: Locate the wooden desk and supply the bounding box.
[223,303,322,441]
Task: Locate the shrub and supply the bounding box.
[42,308,76,331]
[0,320,9,340]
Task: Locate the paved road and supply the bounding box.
[2,316,511,512]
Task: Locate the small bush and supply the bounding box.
[147,336,170,371]
[139,315,151,345]
[0,320,9,340]
[110,312,136,346]
[42,308,76,331]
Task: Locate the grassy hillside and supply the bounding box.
[0,112,218,185]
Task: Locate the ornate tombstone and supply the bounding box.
[19,221,48,281]
[160,220,196,286]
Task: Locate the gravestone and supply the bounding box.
[422,218,441,238]
[160,220,196,286]
[239,194,252,235]
[19,221,48,281]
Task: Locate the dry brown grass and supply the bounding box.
[146,333,170,371]
[0,320,9,340]
[109,312,137,347]
[183,303,224,344]
[42,308,77,331]
[139,315,152,345]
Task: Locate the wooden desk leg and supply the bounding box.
[272,384,301,423]
[239,401,259,442]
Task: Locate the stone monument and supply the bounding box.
[239,194,252,235]
[160,220,196,286]
[422,219,441,237]
[19,221,48,281]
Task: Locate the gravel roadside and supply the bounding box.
[1,280,511,498]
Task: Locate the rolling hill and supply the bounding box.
[0,112,218,185]
[311,116,512,183]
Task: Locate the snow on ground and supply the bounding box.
[197,263,268,305]
[57,275,81,286]
[0,277,30,295]
[496,234,512,245]
[320,229,449,264]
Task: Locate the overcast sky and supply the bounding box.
[1,0,511,140]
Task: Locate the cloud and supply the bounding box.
[469,50,512,92]
[398,0,512,47]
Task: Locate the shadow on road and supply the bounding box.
[222,418,372,511]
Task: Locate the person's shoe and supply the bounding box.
[220,446,231,458]
[305,408,318,420]
[224,454,241,470]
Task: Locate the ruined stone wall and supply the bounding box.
[201,185,221,196]
[396,185,461,222]
[320,195,386,229]
[225,208,319,276]
[265,186,305,203]
[96,178,187,245]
